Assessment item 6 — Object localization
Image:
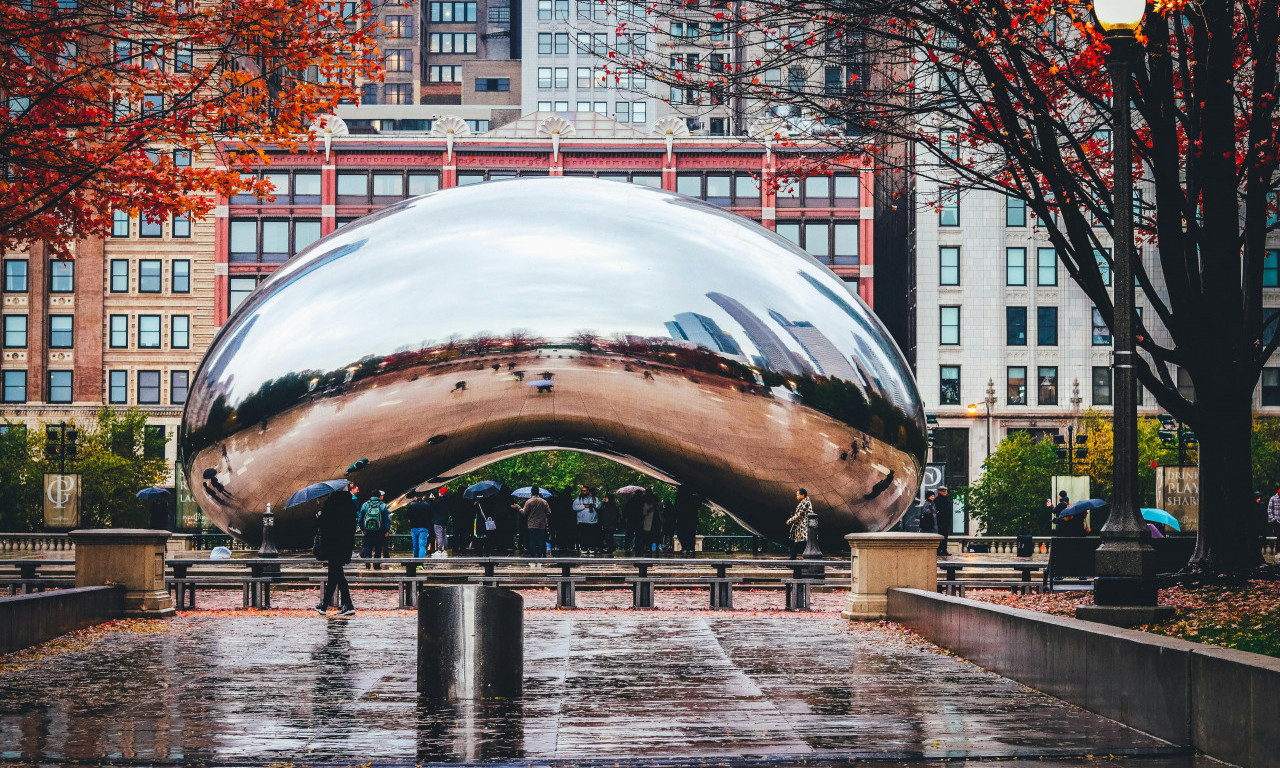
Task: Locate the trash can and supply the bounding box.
[1016,534,1034,558]
[418,585,523,699]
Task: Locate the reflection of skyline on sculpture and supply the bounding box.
[182,178,924,548]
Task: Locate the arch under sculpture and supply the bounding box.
[180,178,926,549]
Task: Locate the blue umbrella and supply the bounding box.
[463,480,505,499]
[512,486,553,499]
[1058,498,1107,519]
[135,487,172,501]
[285,479,350,509]
[1141,508,1182,531]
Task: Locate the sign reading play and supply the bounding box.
[43,473,82,529]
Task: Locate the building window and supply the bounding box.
[804,222,829,260]
[3,315,27,348]
[538,32,552,53]
[1006,196,1026,227]
[938,247,959,286]
[48,371,72,404]
[940,366,960,405]
[138,315,161,348]
[1006,366,1027,405]
[475,77,510,92]
[139,213,163,237]
[1092,366,1113,405]
[1038,366,1058,405]
[1092,307,1111,345]
[3,260,27,292]
[138,371,161,405]
[172,260,190,293]
[805,176,830,206]
[112,210,130,237]
[1265,250,1280,287]
[1006,306,1026,346]
[939,306,960,345]
[110,259,129,292]
[385,49,413,73]
[832,223,858,265]
[173,213,191,238]
[139,259,162,292]
[50,260,74,293]
[372,174,402,198]
[1177,367,1195,403]
[408,174,440,196]
[3,370,25,403]
[261,221,289,262]
[294,220,322,253]
[1036,306,1058,345]
[429,65,463,82]
[229,220,257,261]
[429,33,476,54]
[171,371,189,405]
[172,315,190,349]
[1006,247,1026,286]
[384,83,413,104]
[430,1,476,20]
[1263,368,1280,406]
[632,102,647,122]
[386,14,413,37]
[554,68,569,88]
[109,315,128,348]
[537,67,552,89]
[1096,248,1112,285]
[229,277,258,315]
[336,173,368,200]
[1037,247,1057,286]
[49,315,73,348]
[109,370,128,404]
[939,187,959,226]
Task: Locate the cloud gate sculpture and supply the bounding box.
[180,177,926,549]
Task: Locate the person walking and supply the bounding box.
[598,493,620,554]
[315,483,358,615]
[550,487,576,554]
[521,486,552,558]
[673,488,701,557]
[640,490,659,553]
[472,500,495,556]
[918,491,938,533]
[405,493,433,559]
[431,488,452,557]
[573,486,600,553]
[1266,484,1280,542]
[934,486,954,556]
[786,488,812,560]
[623,490,645,555]
[358,490,391,569]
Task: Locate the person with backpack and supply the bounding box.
[359,490,391,570]
[314,482,358,615]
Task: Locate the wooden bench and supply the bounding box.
[938,580,1045,597]
[625,576,736,609]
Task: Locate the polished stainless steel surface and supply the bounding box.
[418,585,524,699]
[180,177,925,548]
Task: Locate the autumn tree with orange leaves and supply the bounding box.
[614,0,1280,573]
[0,0,383,254]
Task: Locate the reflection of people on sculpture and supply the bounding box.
[622,490,645,554]
[314,482,357,615]
[787,489,813,560]
[573,486,600,553]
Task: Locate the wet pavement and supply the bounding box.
[0,614,1183,766]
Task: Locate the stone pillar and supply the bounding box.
[69,529,175,618]
[843,533,941,620]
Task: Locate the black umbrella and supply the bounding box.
[463,480,505,500]
[285,479,350,509]
[1058,498,1107,519]
[136,487,172,501]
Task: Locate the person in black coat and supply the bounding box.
[672,488,701,557]
[315,482,358,615]
[622,491,645,554]
[934,486,954,556]
[598,494,620,554]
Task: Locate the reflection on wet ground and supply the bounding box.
[0,614,1183,765]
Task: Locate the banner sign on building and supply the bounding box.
[43,473,82,529]
[1156,465,1199,532]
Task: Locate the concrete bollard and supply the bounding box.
[842,532,941,620]
[68,529,175,618]
[418,585,523,699]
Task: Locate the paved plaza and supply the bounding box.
[0,612,1193,766]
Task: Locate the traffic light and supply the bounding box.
[45,425,61,460]
[44,424,78,465]
[64,428,78,461]
[1157,414,1178,445]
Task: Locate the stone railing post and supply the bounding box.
[843,533,942,620]
[68,529,175,618]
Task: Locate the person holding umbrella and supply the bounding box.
[315,482,357,615]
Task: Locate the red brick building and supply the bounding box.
[216,112,876,325]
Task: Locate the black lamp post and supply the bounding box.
[1076,0,1173,627]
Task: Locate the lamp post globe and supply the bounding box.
[1093,0,1146,31]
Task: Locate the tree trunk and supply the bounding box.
[1191,382,1261,575]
